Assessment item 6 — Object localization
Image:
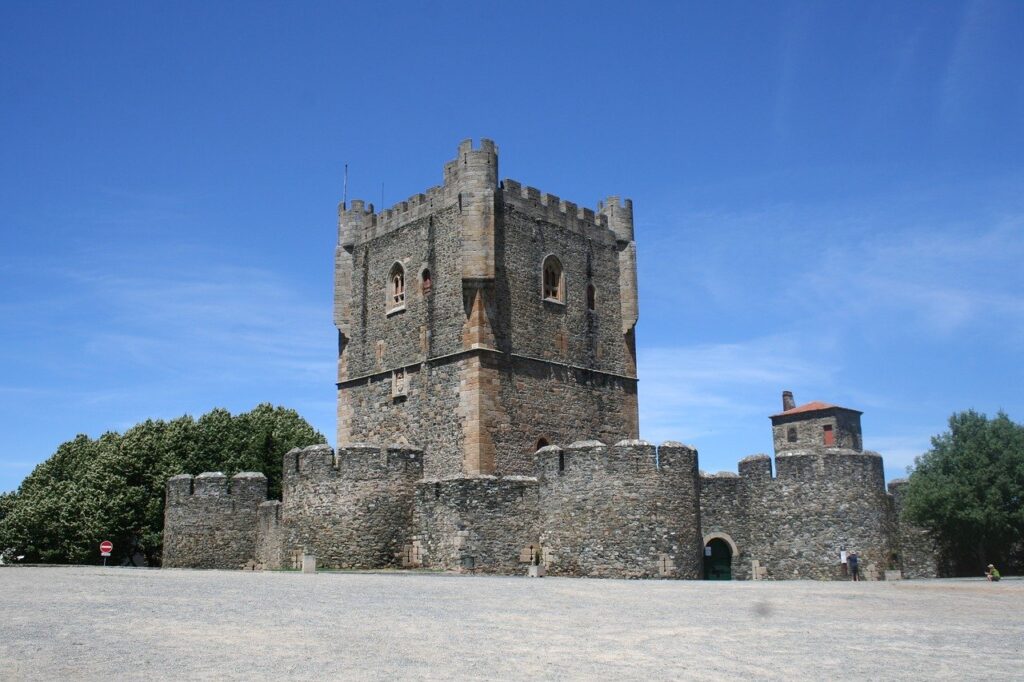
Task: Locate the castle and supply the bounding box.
[163,140,939,580]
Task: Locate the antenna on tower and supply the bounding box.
[343,164,348,206]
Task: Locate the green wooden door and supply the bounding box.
[703,539,732,580]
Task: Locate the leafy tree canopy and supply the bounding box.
[903,410,1024,575]
[0,404,324,566]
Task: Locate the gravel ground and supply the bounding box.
[0,566,1021,681]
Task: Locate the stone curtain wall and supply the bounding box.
[278,444,423,568]
[411,477,539,573]
[759,451,894,579]
[887,479,941,578]
[537,441,703,579]
[698,451,899,580]
[699,471,749,579]
[163,472,267,569]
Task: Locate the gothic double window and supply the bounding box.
[542,255,564,303]
[388,263,405,312]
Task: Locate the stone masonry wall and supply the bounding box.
[758,451,895,579]
[279,444,423,568]
[699,450,898,580]
[335,140,639,480]
[341,359,465,480]
[485,353,639,477]
[496,189,630,375]
[699,469,749,580]
[537,440,703,579]
[888,479,941,578]
[163,471,267,569]
[343,205,465,380]
[411,477,539,573]
[772,409,863,454]
[256,501,283,569]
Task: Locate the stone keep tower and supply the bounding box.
[334,139,639,479]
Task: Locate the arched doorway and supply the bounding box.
[702,534,737,580]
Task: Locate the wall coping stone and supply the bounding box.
[567,440,606,449]
[739,453,771,463]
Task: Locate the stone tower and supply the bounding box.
[334,139,639,479]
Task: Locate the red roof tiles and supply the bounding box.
[770,401,862,418]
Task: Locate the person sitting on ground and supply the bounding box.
[985,564,1001,582]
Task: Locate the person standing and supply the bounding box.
[848,552,860,581]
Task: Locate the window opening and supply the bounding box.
[587,284,596,311]
[536,437,549,451]
[542,255,563,303]
[558,451,565,472]
[787,427,797,443]
[823,424,835,446]
[389,263,405,310]
[421,268,432,296]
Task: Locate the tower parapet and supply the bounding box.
[163,471,267,569]
[277,443,423,569]
[537,440,702,578]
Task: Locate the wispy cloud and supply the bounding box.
[794,212,1024,339]
[56,260,333,384]
[638,334,836,446]
[939,0,989,128]
[867,434,931,472]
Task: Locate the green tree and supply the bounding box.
[0,404,324,566]
[903,410,1024,576]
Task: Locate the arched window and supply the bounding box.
[535,437,549,451]
[586,284,596,311]
[542,255,563,303]
[421,268,432,296]
[389,263,405,310]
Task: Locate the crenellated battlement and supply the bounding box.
[537,439,703,578]
[738,453,773,480]
[335,139,631,250]
[283,443,423,482]
[597,195,634,243]
[166,471,267,504]
[773,449,884,488]
[534,439,697,478]
[162,471,267,569]
[338,138,501,246]
[500,179,621,246]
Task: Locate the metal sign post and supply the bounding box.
[100,540,113,566]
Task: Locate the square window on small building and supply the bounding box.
[787,427,797,443]
[823,424,834,446]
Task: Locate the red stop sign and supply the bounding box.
[99,541,113,554]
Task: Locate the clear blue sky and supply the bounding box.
[2,1,1022,492]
